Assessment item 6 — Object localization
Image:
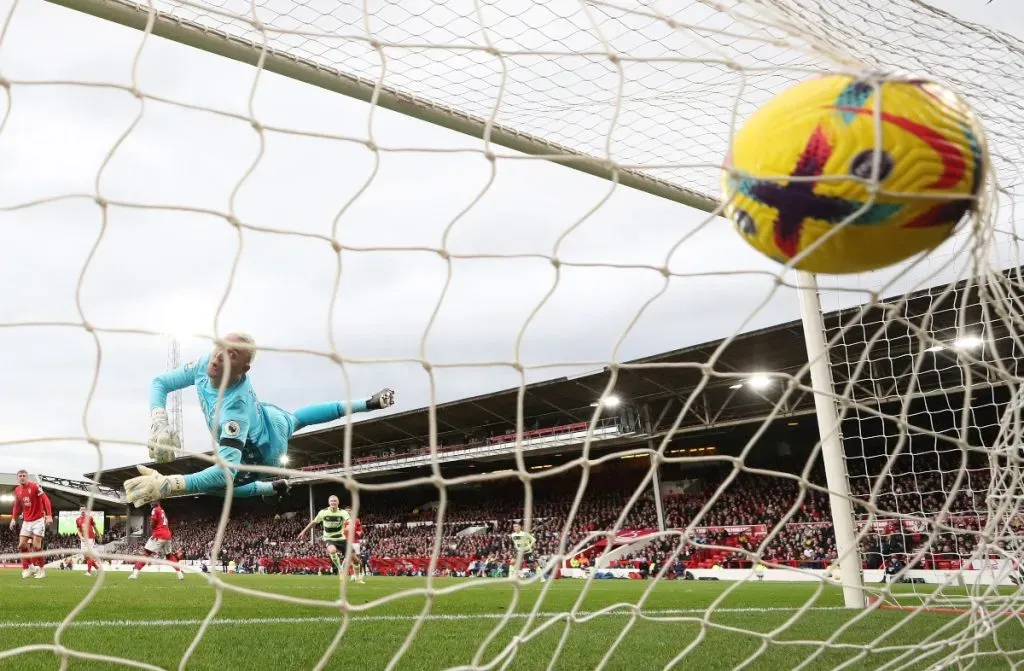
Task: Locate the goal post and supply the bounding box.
[796,270,865,608]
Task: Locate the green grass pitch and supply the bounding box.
[1,571,1022,670]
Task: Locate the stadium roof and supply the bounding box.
[87,265,1023,489]
[293,318,814,448]
[0,473,125,512]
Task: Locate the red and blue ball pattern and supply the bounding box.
[723,75,985,274]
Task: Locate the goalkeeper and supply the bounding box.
[123,333,395,507]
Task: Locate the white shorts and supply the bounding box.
[19,518,46,538]
[80,538,95,552]
[144,537,172,555]
[351,542,361,554]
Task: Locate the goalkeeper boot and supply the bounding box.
[367,388,395,411]
[262,479,291,502]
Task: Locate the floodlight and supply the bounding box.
[747,374,771,390]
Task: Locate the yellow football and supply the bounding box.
[722,75,985,274]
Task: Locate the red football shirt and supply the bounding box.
[76,514,98,539]
[12,482,51,523]
[150,505,172,540]
[344,517,364,541]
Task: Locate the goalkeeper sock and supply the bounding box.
[293,401,368,430]
[231,480,275,498]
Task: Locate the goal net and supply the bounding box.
[1,0,1023,668]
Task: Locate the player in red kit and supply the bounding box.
[343,507,366,584]
[9,469,53,579]
[129,502,184,580]
[76,505,101,576]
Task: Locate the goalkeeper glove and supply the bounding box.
[148,408,181,464]
[123,465,185,507]
[366,388,396,411]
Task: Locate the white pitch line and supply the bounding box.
[0,607,849,630]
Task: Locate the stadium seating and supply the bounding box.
[3,462,1010,575]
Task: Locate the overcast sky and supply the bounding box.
[0,0,1020,483]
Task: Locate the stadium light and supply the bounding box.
[279,455,289,465]
[590,394,621,408]
[157,295,209,343]
[954,335,983,350]
[747,374,771,390]
[0,494,13,503]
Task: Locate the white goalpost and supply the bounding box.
[2,0,1024,668]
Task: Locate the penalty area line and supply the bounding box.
[0,606,848,630]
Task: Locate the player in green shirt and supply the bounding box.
[509,522,539,579]
[297,494,351,578]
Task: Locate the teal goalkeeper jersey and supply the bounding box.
[150,354,293,468]
[313,507,351,542]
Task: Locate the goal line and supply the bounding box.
[0,606,852,631]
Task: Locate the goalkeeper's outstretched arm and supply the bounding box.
[127,398,251,506]
[150,363,197,410]
[146,363,197,463]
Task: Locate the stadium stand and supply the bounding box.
[8,457,1004,578]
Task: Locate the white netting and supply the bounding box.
[45,0,1020,199]
[1,0,1023,669]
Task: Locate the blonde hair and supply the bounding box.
[225,331,257,363]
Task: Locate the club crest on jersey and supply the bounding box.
[223,420,241,438]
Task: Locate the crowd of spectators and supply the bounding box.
[0,522,123,557]
[1,459,1010,574]
[846,450,992,519]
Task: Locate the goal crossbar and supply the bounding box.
[43,0,720,214]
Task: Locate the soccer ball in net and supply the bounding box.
[722,75,986,274]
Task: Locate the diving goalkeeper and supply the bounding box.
[123,332,395,507]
